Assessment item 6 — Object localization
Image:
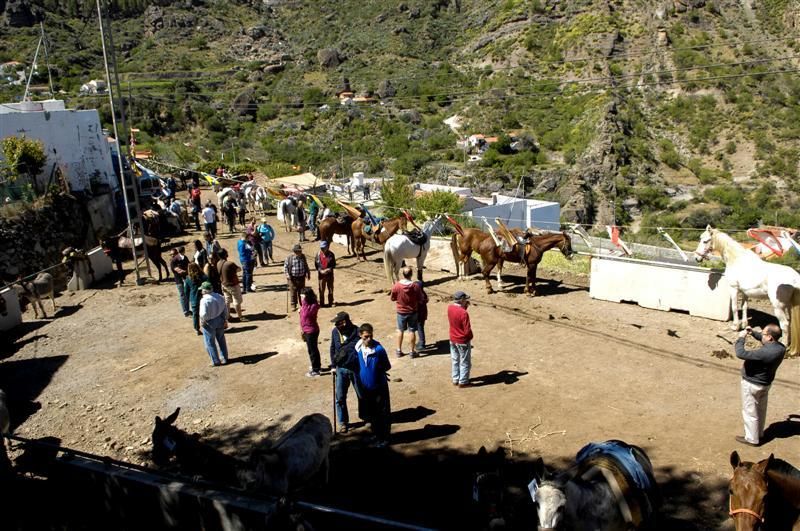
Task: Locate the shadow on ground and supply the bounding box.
[0,355,67,429]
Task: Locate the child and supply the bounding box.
[300,287,322,377]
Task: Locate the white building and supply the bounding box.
[414,182,473,196]
[0,100,119,193]
[469,193,561,231]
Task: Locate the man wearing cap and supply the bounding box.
[448,291,474,388]
[256,217,276,265]
[170,247,191,317]
[284,244,311,312]
[330,311,360,433]
[198,281,229,367]
[315,241,337,307]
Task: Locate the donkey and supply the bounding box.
[14,272,56,318]
[152,408,332,496]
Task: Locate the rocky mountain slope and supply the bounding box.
[1,0,799,232]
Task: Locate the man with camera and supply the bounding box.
[734,323,785,447]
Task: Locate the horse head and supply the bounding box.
[151,408,182,467]
[558,232,574,260]
[473,446,507,524]
[730,451,772,531]
[532,457,566,531]
[694,225,716,262]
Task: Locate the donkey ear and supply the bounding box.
[478,446,488,457]
[165,407,180,425]
[533,457,545,480]
[730,451,741,469]
[755,453,775,473]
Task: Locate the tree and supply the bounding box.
[1,136,47,184]
[380,174,415,212]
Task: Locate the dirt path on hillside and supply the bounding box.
[1,203,798,529]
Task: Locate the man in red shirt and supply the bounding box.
[448,291,473,388]
[390,266,423,358]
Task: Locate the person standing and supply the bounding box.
[237,232,256,293]
[198,281,229,367]
[189,185,202,231]
[315,241,336,307]
[284,244,310,312]
[734,324,785,447]
[448,291,474,388]
[204,232,222,258]
[184,263,208,335]
[300,288,322,377]
[363,183,370,201]
[330,311,360,433]
[202,202,217,239]
[257,217,276,265]
[193,239,208,269]
[308,198,319,239]
[225,200,237,234]
[390,266,423,358]
[237,198,247,227]
[205,251,223,295]
[217,249,245,322]
[415,281,429,352]
[355,323,391,448]
[170,247,191,317]
[296,202,308,242]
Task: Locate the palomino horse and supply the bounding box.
[533,440,659,531]
[729,451,800,530]
[478,231,573,295]
[694,225,800,356]
[278,198,297,232]
[151,408,332,496]
[383,216,443,284]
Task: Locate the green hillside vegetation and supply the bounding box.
[1,0,799,234]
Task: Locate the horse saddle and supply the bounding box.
[406,229,427,246]
[575,441,658,528]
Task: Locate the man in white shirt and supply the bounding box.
[199,281,229,366]
[202,202,217,238]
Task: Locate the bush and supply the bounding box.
[380,175,415,212]
[659,139,681,169]
[414,190,464,218]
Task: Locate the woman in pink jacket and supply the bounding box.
[300,287,322,377]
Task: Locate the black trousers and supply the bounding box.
[358,387,391,441]
[303,331,321,372]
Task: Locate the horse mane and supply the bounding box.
[769,458,800,482]
[711,229,752,262]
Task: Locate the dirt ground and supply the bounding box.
[2,203,799,530]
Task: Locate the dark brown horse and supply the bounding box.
[478,231,573,295]
[317,215,354,255]
[729,451,800,531]
[102,234,169,283]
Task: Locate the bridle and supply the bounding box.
[695,235,713,260]
[729,496,765,524]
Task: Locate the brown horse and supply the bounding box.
[102,234,169,283]
[450,228,493,280]
[729,451,800,531]
[350,215,409,261]
[478,231,573,295]
[317,215,354,255]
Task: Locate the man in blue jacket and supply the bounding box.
[330,311,360,433]
[355,323,392,448]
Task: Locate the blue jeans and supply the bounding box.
[335,367,358,425]
[450,342,472,385]
[260,240,273,262]
[176,282,189,314]
[242,261,254,292]
[202,317,228,365]
[416,321,426,350]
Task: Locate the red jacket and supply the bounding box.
[448,304,473,344]
[390,280,422,314]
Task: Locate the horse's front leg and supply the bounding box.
[482,264,495,294]
[50,294,57,314]
[730,290,741,330]
[526,264,539,297]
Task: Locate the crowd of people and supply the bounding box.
[161,178,787,450]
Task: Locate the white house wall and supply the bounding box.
[0,107,118,193]
[528,203,561,231]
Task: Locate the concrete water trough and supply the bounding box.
[589,254,731,321]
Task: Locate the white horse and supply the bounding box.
[383,216,443,284]
[694,225,800,356]
[278,198,297,232]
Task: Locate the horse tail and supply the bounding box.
[383,246,394,284]
[789,289,800,357]
[445,215,465,238]
[450,233,461,272]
